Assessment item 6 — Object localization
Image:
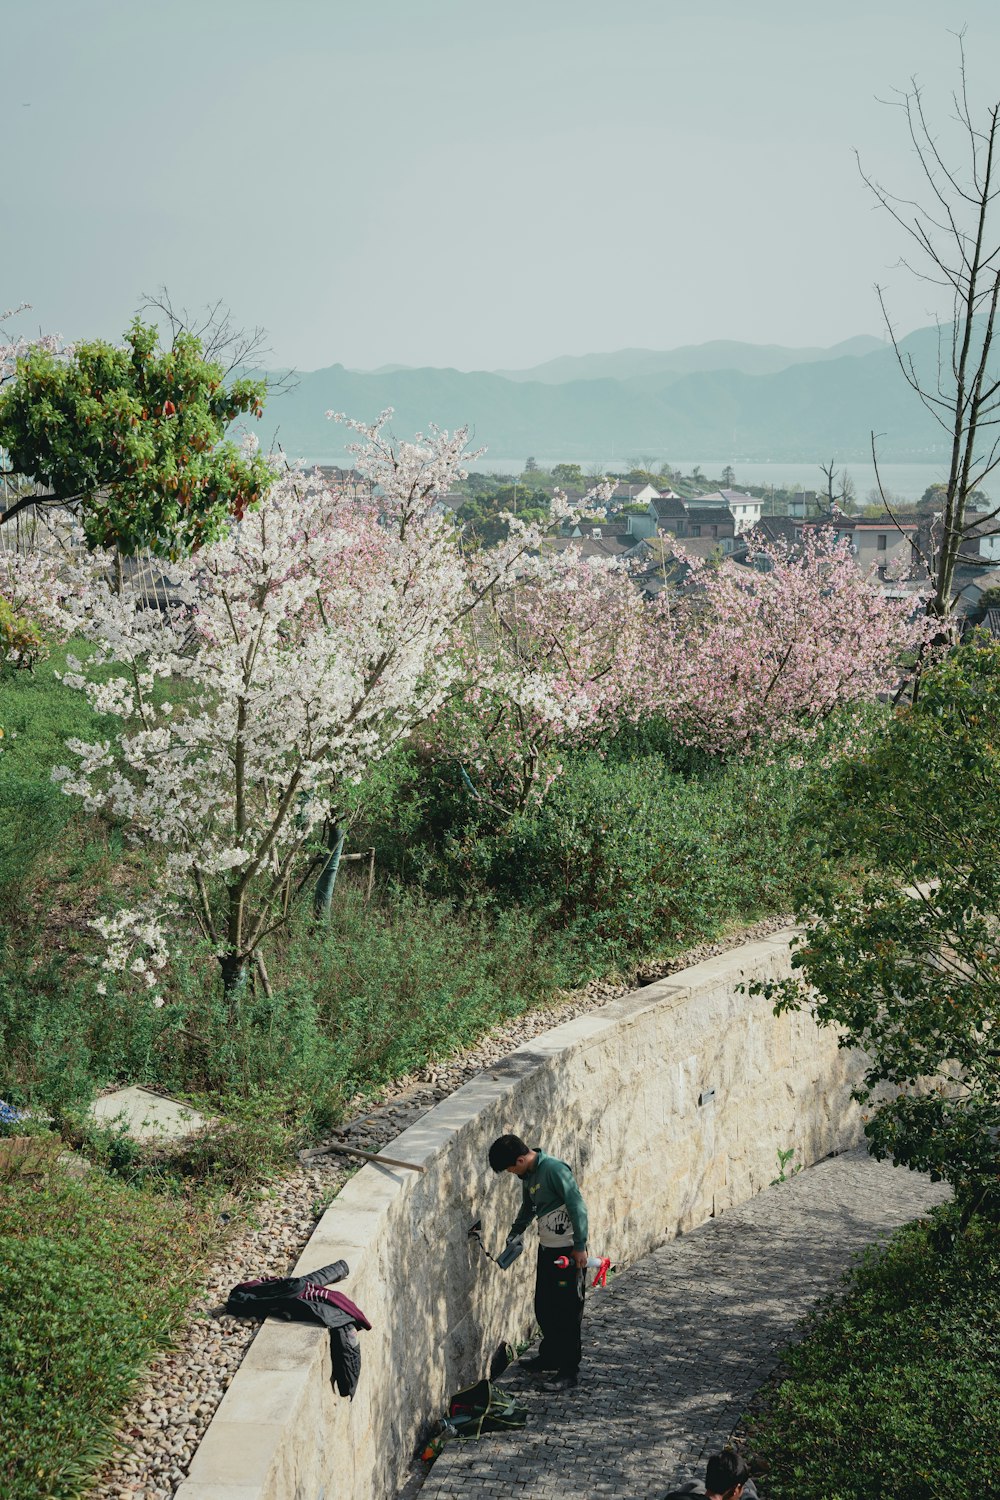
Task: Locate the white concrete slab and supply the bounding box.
[88,1086,207,1143]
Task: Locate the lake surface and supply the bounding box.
[471,458,991,504]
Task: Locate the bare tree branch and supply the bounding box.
[136,286,299,397]
[863,37,1000,630]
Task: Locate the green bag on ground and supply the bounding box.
[447,1378,528,1438]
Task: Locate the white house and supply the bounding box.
[695,489,763,535]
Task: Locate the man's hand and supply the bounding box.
[571,1248,588,1269]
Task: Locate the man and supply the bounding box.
[664,1448,761,1500]
[488,1133,589,1389]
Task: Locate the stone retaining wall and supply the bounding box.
[175,927,865,1500]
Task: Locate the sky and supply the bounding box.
[7,0,1000,372]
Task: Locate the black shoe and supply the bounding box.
[545,1370,578,1389]
[519,1355,555,1374]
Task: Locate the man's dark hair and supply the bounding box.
[488,1135,530,1173]
[704,1449,750,1495]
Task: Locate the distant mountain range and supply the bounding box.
[492,336,886,385]
[257,325,975,466]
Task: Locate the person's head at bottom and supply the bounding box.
[704,1449,751,1500]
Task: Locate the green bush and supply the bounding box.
[370,745,819,963]
[748,1207,1000,1498]
[0,645,115,890]
[307,885,582,1088]
[0,1166,213,1500]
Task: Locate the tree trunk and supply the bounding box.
[220,951,247,1000]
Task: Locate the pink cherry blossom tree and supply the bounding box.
[646,528,931,755]
[429,545,651,811]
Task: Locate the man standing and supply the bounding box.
[488,1133,589,1389]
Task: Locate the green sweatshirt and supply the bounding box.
[509,1148,588,1251]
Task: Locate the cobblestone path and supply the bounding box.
[414,1149,948,1499]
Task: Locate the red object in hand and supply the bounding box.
[554,1254,612,1289]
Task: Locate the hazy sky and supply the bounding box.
[7,1,1000,371]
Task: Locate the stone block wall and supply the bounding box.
[176,926,865,1500]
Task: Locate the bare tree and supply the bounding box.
[861,34,1000,627]
[818,458,857,514]
[137,287,298,396]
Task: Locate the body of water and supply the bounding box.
[471,458,989,504]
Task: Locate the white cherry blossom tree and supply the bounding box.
[51,413,577,997]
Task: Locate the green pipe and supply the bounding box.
[314,821,345,925]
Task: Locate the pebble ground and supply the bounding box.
[412,1149,949,1500]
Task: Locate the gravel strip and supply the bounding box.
[88,913,792,1500]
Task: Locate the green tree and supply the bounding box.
[0,320,273,556]
[456,484,549,547]
[920,481,990,511]
[720,464,736,487]
[551,462,584,489]
[971,583,1000,623]
[760,641,1000,1223]
[524,456,539,473]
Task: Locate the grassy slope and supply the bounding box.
[0,1167,216,1500]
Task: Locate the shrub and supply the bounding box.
[272,885,583,1093]
[748,1207,1000,1498]
[374,744,822,963]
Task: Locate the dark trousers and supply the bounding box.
[534,1247,585,1373]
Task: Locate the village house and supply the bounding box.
[693,489,764,534]
[957,510,1000,567]
[601,487,756,546]
[823,515,922,578]
[683,505,737,548]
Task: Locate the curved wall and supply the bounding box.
[175,926,865,1500]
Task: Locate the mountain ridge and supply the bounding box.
[492,334,885,385]
[257,323,975,466]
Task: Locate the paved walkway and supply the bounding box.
[415,1149,948,1499]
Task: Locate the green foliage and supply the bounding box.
[770,1146,802,1185]
[551,462,584,488]
[920,481,990,509]
[0,642,116,890]
[0,1166,213,1500]
[758,641,1000,1211]
[970,582,1000,624]
[455,483,550,547]
[749,1207,1000,1499]
[307,885,582,1086]
[0,320,273,555]
[358,735,824,965]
